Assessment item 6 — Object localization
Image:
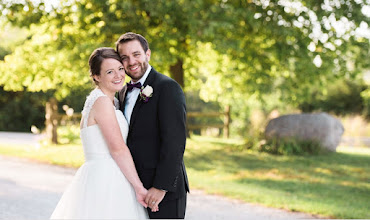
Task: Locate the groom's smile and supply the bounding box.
[128,64,140,72]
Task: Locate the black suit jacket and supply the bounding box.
[118,68,189,201]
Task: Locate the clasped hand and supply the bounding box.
[145,187,166,212]
[136,187,166,212]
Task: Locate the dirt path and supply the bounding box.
[0,155,318,219]
[0,131,43,145]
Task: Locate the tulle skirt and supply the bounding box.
[50,157,148,219]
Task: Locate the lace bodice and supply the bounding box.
[80,88,128,160]
[81,88,120,128]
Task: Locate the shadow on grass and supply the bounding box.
[184,137,370,218]
[186,140,370,182]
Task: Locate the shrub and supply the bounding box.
[299,79,366,115]
[361,88,370,119]
[243,135,261,150]
[258,138,325,155]
[0,87,51,132]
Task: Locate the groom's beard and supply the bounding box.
[126,60,149,82]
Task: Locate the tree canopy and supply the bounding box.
[0,0,369,107]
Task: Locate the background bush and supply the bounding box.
[0,87,51,131]
[258,138,325,155]
[299,79,367,115]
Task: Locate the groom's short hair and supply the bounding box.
[115,32,149,53]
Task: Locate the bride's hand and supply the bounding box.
[145,187,165,212]
[135,187,148,208]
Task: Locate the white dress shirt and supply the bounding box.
[124,65,152,124]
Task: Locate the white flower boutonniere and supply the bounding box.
[140,85,153,103]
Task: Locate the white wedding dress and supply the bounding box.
[50,88,148,219]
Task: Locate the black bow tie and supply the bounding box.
[127,82,142,91]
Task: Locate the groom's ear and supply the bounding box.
[146,49,151,61]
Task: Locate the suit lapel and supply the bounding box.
[118,85,128,112]
[129,69,157,131]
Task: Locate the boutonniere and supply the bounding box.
[139,85,153,103]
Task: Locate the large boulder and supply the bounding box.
[265,113,344,152]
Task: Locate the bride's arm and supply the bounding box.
[91,96,148,208]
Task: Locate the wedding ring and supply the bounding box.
[151,201,156,204]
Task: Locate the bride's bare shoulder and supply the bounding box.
[91,96,113,113]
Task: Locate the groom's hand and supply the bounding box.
[145,187,166,212]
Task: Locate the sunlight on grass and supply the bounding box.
[337,145,370,154]
[0,143,84,168]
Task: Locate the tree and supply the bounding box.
[186,0,370,105]
[0,0,369,137]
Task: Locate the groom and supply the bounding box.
[116,32,189,219]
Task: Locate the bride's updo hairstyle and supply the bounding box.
[88,47,121,85]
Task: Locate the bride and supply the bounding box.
[50,47,153,219]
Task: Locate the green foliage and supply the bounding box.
[0,0,369,135]
[299,79,367,115]
[57,125,81,145]
[1,0,368,95]
[0,84,91,132]
[0,23,28,60]
[185,90,223,135]
[0,86,51,131]
[58,86,93,113]
[258,138,326,155]
[361,88,370,119]
[0,23,28,50]
[243,135,262,150]
[0,46,10,60]
[0,24,93,95]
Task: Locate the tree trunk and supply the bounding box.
[170,58,189,137]
[224,105,230,138]
[169,59,184,88]
[45,97,58,144]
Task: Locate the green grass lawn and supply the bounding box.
[0,136,369,218]
[0,143,84,168]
